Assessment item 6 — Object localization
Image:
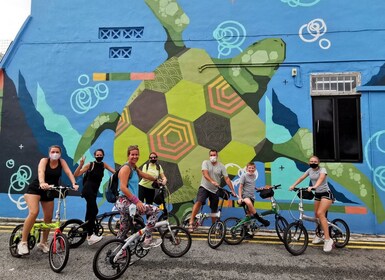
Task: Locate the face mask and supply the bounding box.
[150,159,157,164]
[50,153,61,160]
[209,156,217,163]
[95,156,104,162]
[309,163,319,169]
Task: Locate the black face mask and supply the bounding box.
[309,163,319,169]
[150,159,157,164]
[95,156,104,163]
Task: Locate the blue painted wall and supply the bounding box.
[2,0,385,234]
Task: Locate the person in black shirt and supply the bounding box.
[18,145,78,255]
[74,148,115,245]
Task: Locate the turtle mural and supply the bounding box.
[74,0,385,223]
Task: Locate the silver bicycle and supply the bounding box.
[283,187,350,256]
[93,205,192,280]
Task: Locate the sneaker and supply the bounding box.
[37,242,49,253]
[88,234,103,245]
[323,238,334,252]
[244,216,252,222]
[244,232,253,240]
[17,241,29,255]
[142,238,162,249]
[312,235,324,244]
[255,216,270,227]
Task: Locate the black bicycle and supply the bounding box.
[60,210,127,248]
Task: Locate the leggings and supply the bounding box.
[115,196,159,239]
[84,195,98,236]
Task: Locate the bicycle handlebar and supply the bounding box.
[255,184,281,192]
[42,185,75,191]
[292,187,313,192]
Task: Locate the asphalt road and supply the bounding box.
[2,226,385,280]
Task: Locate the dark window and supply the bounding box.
[312,96,362,162]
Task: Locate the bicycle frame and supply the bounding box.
[29,186,67,241]
[112,208,173,262]
[292,189,345,234]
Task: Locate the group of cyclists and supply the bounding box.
[16,143,335,257]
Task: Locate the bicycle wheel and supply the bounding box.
[9,224,24,257]
[207,221,226,249]
[93,239,131,280]
[330,218,350,248]
[60,219,87,248]
[181,212,205,231]
[274,215,289,243]
[108,212,121,236]
[223,217,245,245]
[161,226,192,258]
[109,215,145,238]
[157,212,180,234]
[283,222,308,256]
[49,232,70,273]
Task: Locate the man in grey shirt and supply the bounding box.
[188,149,236,232]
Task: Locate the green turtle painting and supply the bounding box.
[74,0,385,223]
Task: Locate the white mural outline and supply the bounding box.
[213,20,246,58]
[365,130,385,192]
[70,74,109,114]
[299,18,331,50]
[281,0,321,8]
[7,162,32,210]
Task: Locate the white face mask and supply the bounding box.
[209,156,217,163]
[50,153,61,160]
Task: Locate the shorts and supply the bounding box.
[195,186,219,211]
[26,184,55,202]
[314,190,335,202]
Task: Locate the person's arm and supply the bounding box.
[137,168,157,181]
[224,175,236,196]
[238,183,244,203]
[103,162,115,174]
[38,158,49,189]
[289,172,308,190]
[119,165,145,212]
[74,156,89,177]
[60,159,79,191]
[159,166,167,185]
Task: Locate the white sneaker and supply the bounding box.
[17,241,29,255]
[88,234,103,245]
[312,235,324,244]
[142,238,162,249]
[323,239,334,252]
[36,242,50,253]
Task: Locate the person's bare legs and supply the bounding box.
[40,200,54,244]
[21,194,41,243]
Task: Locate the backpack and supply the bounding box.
[105,163,133,203]
[82,162,94,186]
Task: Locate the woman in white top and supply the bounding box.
[289,155,335,252]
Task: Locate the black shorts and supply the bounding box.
[196,186,219,211]
[314,190,335,202]
[26,184,55,202]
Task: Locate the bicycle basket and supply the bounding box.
[298,189,314,200]
[217,188,231,200]
[259,188,274,199]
